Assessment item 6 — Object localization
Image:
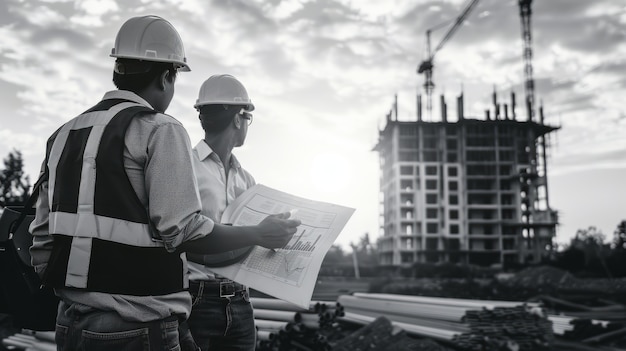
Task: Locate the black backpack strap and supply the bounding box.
[9,168,48,236]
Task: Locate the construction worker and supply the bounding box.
[184,74,260,351]
[28,16,300,351]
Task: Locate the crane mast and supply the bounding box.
[518,0,557,262]
[519,0,535,122]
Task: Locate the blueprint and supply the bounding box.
[210,184,355,308]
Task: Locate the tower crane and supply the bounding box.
[417,0,480,119]
[517,0,558,261]
[519,0,548,205]
[519,0,535,122]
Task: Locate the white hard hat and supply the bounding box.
[194,74,255,111]
[110,15,190,72]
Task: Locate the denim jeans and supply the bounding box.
[55,300,195,351]
[186,286,255,351]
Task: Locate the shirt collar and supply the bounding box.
[194,140,242,169]
[102,90,155,110]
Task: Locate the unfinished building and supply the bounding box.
[374,93,559,267]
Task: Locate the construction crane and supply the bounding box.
[518,0,558,261]
[519,0,535,122]
[417,0,480,119]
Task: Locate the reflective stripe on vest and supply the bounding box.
[44,99,186,295]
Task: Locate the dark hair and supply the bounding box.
[198,104,246,133]
[112,59,177,92]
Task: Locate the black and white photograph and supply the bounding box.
[1,0,625,350]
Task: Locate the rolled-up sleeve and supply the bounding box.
[29,167,54,278]
[145,122,215,252]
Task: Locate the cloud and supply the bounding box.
[1,0,625,249]
[9,2,68,27]
[284,0,360,28]
[591,60,626,82]
[30,27,93,51]
[75,0,119,16]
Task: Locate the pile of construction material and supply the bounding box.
[455,306,553,350]
[251,297,345,350]
[332,315,455,351]
[338,293,554,351]
[3,291,624,350]
[540,295,626,349]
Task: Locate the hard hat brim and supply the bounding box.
[110,54,191,72]
[194,101,255,111]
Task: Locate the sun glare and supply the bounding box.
[308,153,352,196]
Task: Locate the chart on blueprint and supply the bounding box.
[210,184,355,309]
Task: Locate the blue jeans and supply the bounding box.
[186,284,255,351]
[55,300,195,351]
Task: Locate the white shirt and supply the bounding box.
[188,140,256,280]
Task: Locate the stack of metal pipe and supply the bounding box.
[1,330,55,351]
[456,305,554,350]
[337,293,554,351]
[251,297,345,350]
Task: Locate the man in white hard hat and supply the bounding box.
[185,74,258,350]
[28,17,299,351]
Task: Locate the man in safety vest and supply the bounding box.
[28,16,300,351]
[185,74,259,350]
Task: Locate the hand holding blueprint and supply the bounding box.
[210,184,355,308]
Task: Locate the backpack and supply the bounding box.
[0,172,59,331]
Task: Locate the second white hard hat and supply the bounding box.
[194,74,254,111]
[110,15,190,72]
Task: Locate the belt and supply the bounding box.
[189,280,247,298]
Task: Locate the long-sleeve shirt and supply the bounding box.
[188,140,256,281]
[29,90,216,322]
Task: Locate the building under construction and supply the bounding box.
[374,93,559,267]
[374,0,558,267]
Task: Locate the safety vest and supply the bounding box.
[42,99,186,296]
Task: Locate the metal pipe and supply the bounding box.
[255,319,291,331]
[253,309,302,323]
[351,293,538,309]
[251,297,309,312]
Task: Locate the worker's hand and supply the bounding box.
[255,212,301,249]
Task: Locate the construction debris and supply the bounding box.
[338,293,553,351]
[332,316,454,351]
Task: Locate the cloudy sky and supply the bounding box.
[1,0,625,249]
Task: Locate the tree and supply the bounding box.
[321,245,347,265]
[573,226,606,246]
[608,220,626,277]
[0,149,31,207]
[569,226,612,278]
[351,232,378,266]
[553,246,585,272]
[319,245,354,276]
[553,223,626,278]
[613,220,626,250]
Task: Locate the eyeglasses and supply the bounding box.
[238,109,253,126]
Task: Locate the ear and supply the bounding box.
[158,70,169,90]
[233,113,242,129]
